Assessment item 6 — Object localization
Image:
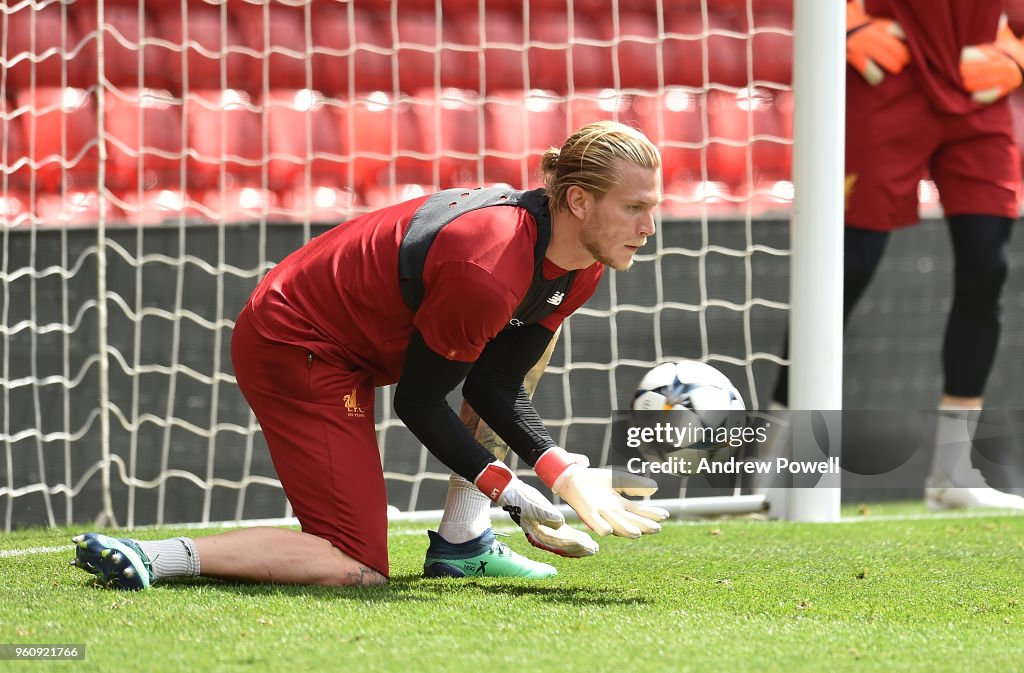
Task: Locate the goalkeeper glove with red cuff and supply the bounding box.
[846,0,910,86]
[960,22,1024,104]
[474,461,565,530]
[534,447,669,538]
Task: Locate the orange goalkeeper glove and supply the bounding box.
[960,21,1024,104]
[846,0,910,85]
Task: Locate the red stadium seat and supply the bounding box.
[35,190,123,227]
[445,11,526,92]
[706,88,790,189]
[16,87,100,193]
[528,13,611,92]
[73,6,168,90]
[185,89,263,191]
[0,192,32,228]
[569,89,644,131]
[409,87,483,187]
[262,89,348,191]
[200,186,278,224]
[118,188,207,226]
[751,12,793,85]
[311,6,392,95]
[3,3,88,90]
[232,3,310,92]
[1,99,29,190]
[634,88,705,185]
[279,185,357,224]
[395,13,441,94]
[484,89,566,187]
[153,6,247,91]
[340,91,426,191]
[103,88,184,191]
[611,13,661,89]
[664,11,747,88]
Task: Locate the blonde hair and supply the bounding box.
[541,120,661,212]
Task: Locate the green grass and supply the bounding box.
[1,504,1023,673]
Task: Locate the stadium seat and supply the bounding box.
[0,192,32,228]
[664,10,747,88]
[611,13,661,89]
[484,89,566,186]
[153,6,247,91]
[103,88,184,191]
[118,188,207,226]
[15,87,100,193]
[751,12,794,85]
[633,88,705,186]
[232,3,310,92]
[200,186,278,224]
[706,89,790,190]
[0,99,28,190]
[396,13,441,94]
[445,11,526,92]
[35,189,123,227]
[262,89,348,191]
[409,87,482,187]
[73,6,168,90]
[311,6,392,95]
[279,185,357,224]
[185,89,263,192]
[3,2,88,90]
[568,89,644,132]
[528,12,611,92]
[340,91,426,191]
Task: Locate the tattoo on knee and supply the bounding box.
[347,564,387,586]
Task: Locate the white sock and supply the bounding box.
[930,402,982,487]
[437,474,493,544]
[137,537,201,580]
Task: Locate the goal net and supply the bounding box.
[1,0,795,530]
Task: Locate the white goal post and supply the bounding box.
[1,0,841,530]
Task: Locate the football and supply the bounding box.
[630,360,747,472]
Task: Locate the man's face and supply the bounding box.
[577,161,661,271]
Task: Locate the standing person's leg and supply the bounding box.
[923,215,1023,508]
[924,97,1023,509]
[72,306,389,589]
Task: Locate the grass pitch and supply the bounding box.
[1,503,1022,673]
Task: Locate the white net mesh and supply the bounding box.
[1,0,794,529]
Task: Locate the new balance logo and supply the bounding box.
[546,291,565,306]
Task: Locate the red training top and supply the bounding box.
[247,193,604,386]
[865,0,1005,114]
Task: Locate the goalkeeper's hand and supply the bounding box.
[511,451,600,557]
[534,447,670,538]
[474,461,564,530]
[960,22,1024,104]
[846,0,910,85]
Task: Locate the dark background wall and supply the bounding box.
[3,217,1023,528]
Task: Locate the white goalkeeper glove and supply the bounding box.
[534,447,670,538]
[474,461,564,530]
[515,451,599,558]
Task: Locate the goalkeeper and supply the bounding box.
[773,1,1024,510]
[70,121,670,590]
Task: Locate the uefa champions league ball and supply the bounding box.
[630,360,747,472]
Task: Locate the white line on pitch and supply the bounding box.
[2,509,1020,559]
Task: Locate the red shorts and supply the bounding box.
[231,304,389,577]
[845,68,1020,231]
